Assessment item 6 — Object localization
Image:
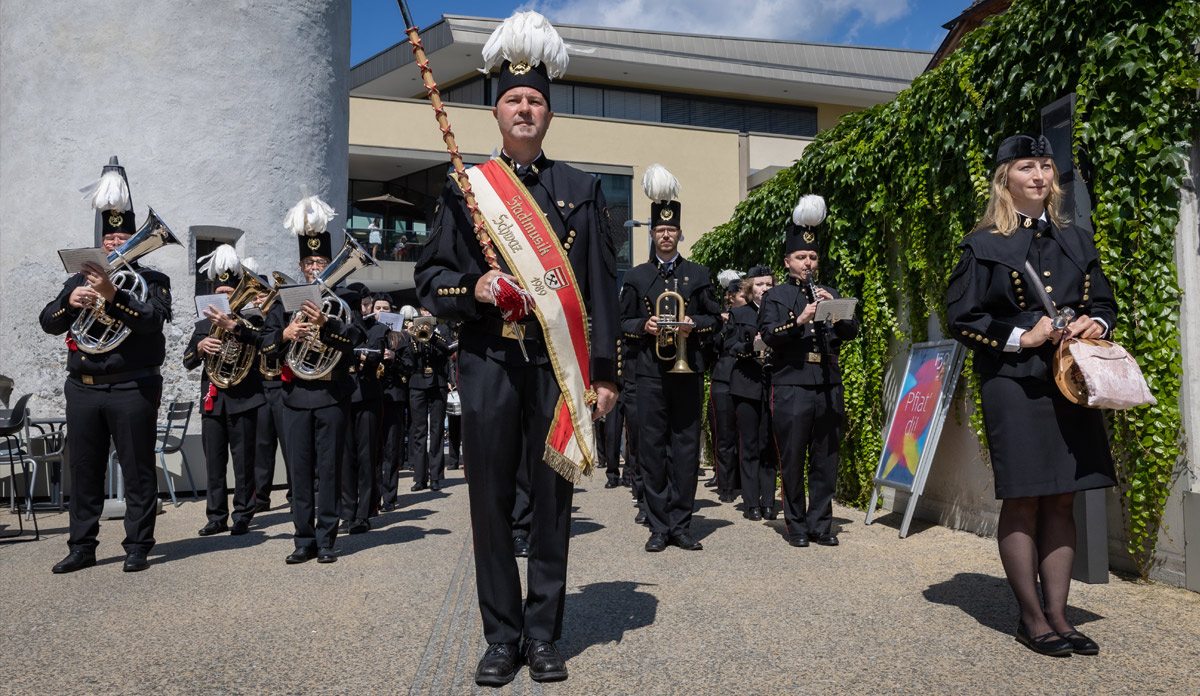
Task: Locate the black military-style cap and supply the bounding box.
[996,133,1054,165]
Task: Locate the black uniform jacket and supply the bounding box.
[381,331,412,402]
[39,265,172,378]
[402,323,454,391]
[414,152,620,386]
[348,318,388,404]
[724,303,768,400]
[710,312,737,386]
[759,276,858,386]
[946,215,1117,381]
[259,302,363,409]
[182,317,265,416]
[619,257,723,377]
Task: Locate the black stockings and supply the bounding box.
[997,493,1077,635]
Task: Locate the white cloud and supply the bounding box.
[518,0,911,43]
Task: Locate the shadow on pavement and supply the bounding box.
[923,572,1105,634]
[570,517,605,537]
[864,509,936,536]
[560,581,659,658]
[690,515,733,542]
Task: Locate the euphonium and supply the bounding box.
[204,267,269,388]
[70,207,181,354]
[285,236,378,380]
[654,279,695,374]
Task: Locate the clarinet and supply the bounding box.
[803,268,819,304]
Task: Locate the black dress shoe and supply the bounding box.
[410,482,427,492]
[430,481,441,491]
[1015,621,1074,657]
[380,502,396,512]
[253,501,271,514]
[513,536,530,558]
[787,535,810,548]
[762,507,777,520]
[670,533,703,550]
[523,639,568,682]
[286,547,316,564]
[634,509,648,525]
[604,479,619,489]
[198,521,229,536]
[349,519,369,534]
[745,507,762,521]
[703,477,718,488]
[230,520,250,536]
[52,551,96,574]
[475,643,519,686]
[810,532,839,546]
[317,548,337,563]
[123,552,150,573]
[645,532,667,552]
[1059,630,1099,655]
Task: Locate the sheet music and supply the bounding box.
[814,298,858,324]
[376,311,405,332]
[753,336,768,352]
[277,284,323,313]
[195,294,232,317]
[241,306,264,321]
[58,248,111,274]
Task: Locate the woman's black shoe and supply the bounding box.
[1015,621,1074,657]
[1059,630,1099,655]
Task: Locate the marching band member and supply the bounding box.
[182,245,263,537]
[377,297,411,512]
[759,195,858,548]
[401,308,453,492]
[620,164,722,553]
[708,271,743,501]
[726,266,776,520]
[259,194,363,564]
[415,11,619,684]
[41,156,173,574]
[245,258,291,513]
[341,282,386,533]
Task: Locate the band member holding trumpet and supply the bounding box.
[40,156,175,574]
[260,194,367,564]
[726,265,777,521]
[414,10,619,684]
[759,195,858,548]
[620,164,722,553]
[182,245,264,537]
[401,308,453,492]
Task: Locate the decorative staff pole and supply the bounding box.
[395,0,499,272]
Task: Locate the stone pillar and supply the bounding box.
[0,1,350,411]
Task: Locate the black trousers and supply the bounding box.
[460,349,574,644]
[733,394,774,509]
[202,407,258,525]
[380,396,408,507]
[447,412,462,467]
[603,403,623,483]
[622,387,644,502]
[64,378,161,555]
[341,401,381,521]
[254,384,290,508]
[512,443,533,540]
[284,402,347,551]
[636,373,703,536]
[772,384,843,538]
[710,383,739,495]
[408,387,447,486]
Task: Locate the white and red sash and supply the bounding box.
[464,159,596,482]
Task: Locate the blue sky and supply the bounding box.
[351,0,970,66]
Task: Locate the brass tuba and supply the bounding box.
[257,271,294,379]
[70,207,181,354]
[203,266,269,388]
[285,236,378,380]
[654,279,695,374]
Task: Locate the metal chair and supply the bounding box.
[25,421,67,513]
[0,394,39,541]
[157,400,197,506]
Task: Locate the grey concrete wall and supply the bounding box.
[0,1,350,427]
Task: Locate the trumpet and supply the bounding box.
[70,208,180,353]
[412,316,437,343]
[204,267,268,388]
[285,236,378,380]
[654,279,695,374]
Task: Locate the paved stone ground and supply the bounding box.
[2,467,1199,695]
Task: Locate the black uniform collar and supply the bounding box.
[961,218,1094,273]
[1016,212,1051,235]
[786,275,804,287]
[499,151,552,178]
[656,253,682,276]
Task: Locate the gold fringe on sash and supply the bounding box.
[543,444,586,484]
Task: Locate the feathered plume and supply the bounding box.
[717,269,744,289]
[79,170,131,212]
[240,257,261,275]
[792,194,827,227]
[482,11,569,79]
[284,191,336,236]
[641,163,680,204]
[399,305,418,323]
[197,244,241,282]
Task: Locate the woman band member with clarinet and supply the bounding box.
[726,266,776,521]
[946,133,1116,657]
[759,194,858,549]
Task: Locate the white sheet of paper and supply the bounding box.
[58,248,111,274]
[814,298,858,324]
[376,311,405,332]
[277,284,323,313]
[412,316,436,330]
[195,294,232,318]
[241,306,264,321]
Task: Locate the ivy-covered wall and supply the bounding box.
[692,0,1200,579]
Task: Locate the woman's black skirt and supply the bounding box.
[980,375,1117,499]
